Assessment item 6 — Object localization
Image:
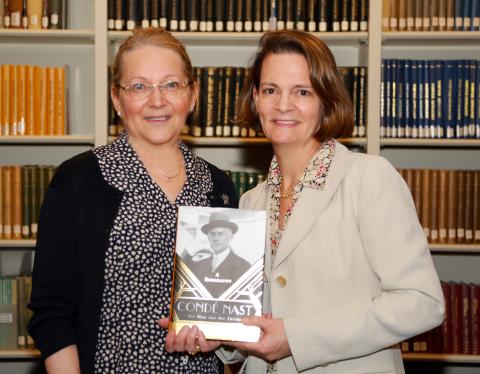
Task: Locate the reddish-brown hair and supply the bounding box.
[111,27,194,89]
[237,29,354,140]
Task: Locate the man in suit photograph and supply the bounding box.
[188,211,251,298]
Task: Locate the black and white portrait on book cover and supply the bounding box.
[169,206,267,342]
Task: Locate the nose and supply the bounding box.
[275,92,294,113]
[147,86,167,106]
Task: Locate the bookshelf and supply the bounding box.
[0,1,479,373]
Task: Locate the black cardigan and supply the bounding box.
[28,150,238,373]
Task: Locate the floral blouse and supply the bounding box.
[266,139,335,373]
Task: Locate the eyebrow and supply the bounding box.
[125,74,183,82]
[259,82,313,89]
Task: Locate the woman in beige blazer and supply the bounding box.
[162,29,445,374]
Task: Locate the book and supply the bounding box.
[11,165,21,239]
[150,0,159,28]
[140,0,151,28]
[107,0,115,29]
[359,0,368,30]
[170,206,267,342]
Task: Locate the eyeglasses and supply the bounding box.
[118,80,191,101]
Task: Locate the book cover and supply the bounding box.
[170,206,267,342]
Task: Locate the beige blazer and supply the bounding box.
[218,141,444,373]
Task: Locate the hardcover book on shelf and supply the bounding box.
[169,206,267,342]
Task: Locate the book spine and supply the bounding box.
[114,0,124,30]
[465,170,474,242]
[431,0,439,30]
[178,0,187,31]
[438,0,446,30]
[438,169,448,243]
[471,284,480,354]
[463,0,471,31]
[204,67,215,137]
[398,0,407,30]
[0,167,3,239]
[445,170,458,244]
[54,66,65,135]
[140,0,151,28]
[1,0,7,28]
[262,0,270,31]
[11,165,21,239]
[25,65,35,135]
[150,0,159,27]
[9,0,22,28]
[225,0,234,31]
[331,0,340,31]
[391,59,397,138]
[358,66,366,137]
[222,66,233,137]
[1,64,11,136]
[397,60,405,138]
[404,60,412,137]
[454,0,463,30]
[33,66,47,135]
[446,0,455,30]
[253,0,261,31]
[191,67,202,137]
[421,169,431,240]
[215,0,225,31]
[318,0,327,31]
[235,0,243,32]
[468,61,476,137]
[21,166,30,239]
[457,170,466,243]
[474,171,480,243]
[30,165,39,238]
[429,169,440,243]
[9,64,18,136]
[45,67,55,135]
[349,0,358,31]
[186,0,197,30]
[125,0,138,30]
[277,0,285,29]
[306,0,315,31]
[159,0,167,28]
[107,0,115,29]
[48,0,61,29]
[205,0,213,31]
[214,67,224,137]
[2,166,12,239]
[295,0,305,30]
[411,60,418,138]
[199,0,206,31]
[244,0,253,31]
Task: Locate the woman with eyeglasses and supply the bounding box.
[28,27,236,374]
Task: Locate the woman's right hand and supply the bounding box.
[158,318,222,354]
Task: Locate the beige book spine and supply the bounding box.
[438,0,447,30]
[398,0,407,30]
[446,0,454,30]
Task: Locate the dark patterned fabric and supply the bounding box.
[93,131,219,373]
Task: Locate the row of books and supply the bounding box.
[0,165,56,240]
[381,59,480,139]
[401,281,480,355]
[382,0,480,32]
[0,275,33,350]
[225,170,266,198]
[108,65,367,138]
[0,64,67,137]
[0,0,67,29]
[398,168,480,244]
[107,0,369,32]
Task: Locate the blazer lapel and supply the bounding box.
[272,141,353,269]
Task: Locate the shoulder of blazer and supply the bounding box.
[206,161,239,208]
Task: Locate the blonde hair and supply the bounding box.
[111,27,194,88]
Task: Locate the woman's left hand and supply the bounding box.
[228,316,291,362]
[157,318,222,354]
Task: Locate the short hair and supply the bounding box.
[111,27,194,89]
[237,29,354,141]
